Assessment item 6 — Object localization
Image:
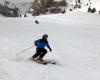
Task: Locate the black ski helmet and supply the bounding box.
[42,34,48,39]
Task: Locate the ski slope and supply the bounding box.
[0,12,100,80]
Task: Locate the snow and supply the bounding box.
[0,14,5,17]
[93,0,100,11]
[0,12,100,80]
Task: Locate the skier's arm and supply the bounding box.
[46,42,52,52]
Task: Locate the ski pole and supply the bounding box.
[16,46,34,55]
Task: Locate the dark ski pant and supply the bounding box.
[32,48,47,59]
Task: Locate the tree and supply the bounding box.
[4,1,10,6]
[24,14,27,17]
[77,0,81,3]
[69,8,73,11]
[88,7,91,12]
[91,8,96,13]
[32,0,67,16]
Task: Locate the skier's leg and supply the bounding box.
[32,48,41,59]
[38,49,47,59]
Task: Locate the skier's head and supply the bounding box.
[42,34,48,40]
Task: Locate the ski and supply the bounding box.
[29,57,56,65]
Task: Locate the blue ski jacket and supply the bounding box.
[34,39,51,51]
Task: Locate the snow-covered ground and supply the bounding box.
[0,12,100,80]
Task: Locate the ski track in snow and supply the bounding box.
[0,12,100,80]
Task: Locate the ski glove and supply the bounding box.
[49,48,52,52]
[35,43,38,46]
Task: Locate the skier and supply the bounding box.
[35,20,39,24]
[32,34,52,61]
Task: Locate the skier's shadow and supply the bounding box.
[44,59,62,66]
[28,57,62,66]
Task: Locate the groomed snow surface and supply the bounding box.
[0,12,100,80]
